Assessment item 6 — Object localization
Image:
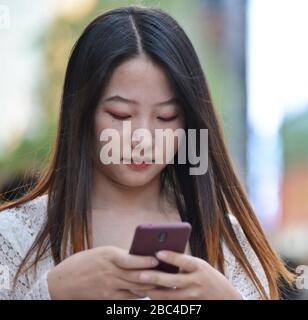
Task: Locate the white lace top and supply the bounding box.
[0,194,270,300]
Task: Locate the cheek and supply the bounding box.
[94,110,124,146]
[161,118,186,160]
[94,112,120,165]
[95,109,116,133]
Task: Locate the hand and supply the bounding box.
[47,245,160,300]
[131,250,243,300]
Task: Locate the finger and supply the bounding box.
[134,269,191,289]
[129,289,150,299]
[136,287,196,300]
[115,265,189,289]
[113,289,144,300]
[155,250,200,273]
[113,273,160,291]
[112,251,159,270]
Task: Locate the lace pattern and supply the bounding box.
[0,195,269,300]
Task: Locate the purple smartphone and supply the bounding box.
[129,222,192,273]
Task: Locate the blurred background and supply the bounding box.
[0,0,307,299]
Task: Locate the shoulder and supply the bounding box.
[222,213,257,263]
[0,194,48,256]
[227,213,247,242]
[222,213,270,299]
[225,213,262,260]
[227,213,242,229]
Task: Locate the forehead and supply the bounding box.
[102,55,175,101]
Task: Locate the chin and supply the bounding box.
[117,173,154,187]
[119,179,151,188]
[112,166,159,187]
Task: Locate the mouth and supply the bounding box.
[121,158,155,164]
[121,158,154,170]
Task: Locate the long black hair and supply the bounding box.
[1,5,294,299]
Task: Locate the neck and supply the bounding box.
[91,167,166,215]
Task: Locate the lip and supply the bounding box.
[122,158,154,163]
[122,159,153,170]
[126,162,151,170]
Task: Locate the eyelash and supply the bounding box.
[157,116,178,122]
[108,113,131,120]
[108,112,178,122]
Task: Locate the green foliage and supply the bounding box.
[2,0,242,184]
[0,0,199,183]
[280,109,308,169]
[0,122,55,182]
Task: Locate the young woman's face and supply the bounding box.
[93,55,185,187]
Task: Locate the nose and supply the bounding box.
[130,119,154,159]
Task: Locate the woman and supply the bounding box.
[0,5,294,300]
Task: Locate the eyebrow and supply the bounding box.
[102,95,179,107]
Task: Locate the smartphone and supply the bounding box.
[129,222,192,273]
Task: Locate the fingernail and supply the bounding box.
[156,251,167,259]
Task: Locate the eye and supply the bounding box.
[108,112,131,120]
[157,115,178,122]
